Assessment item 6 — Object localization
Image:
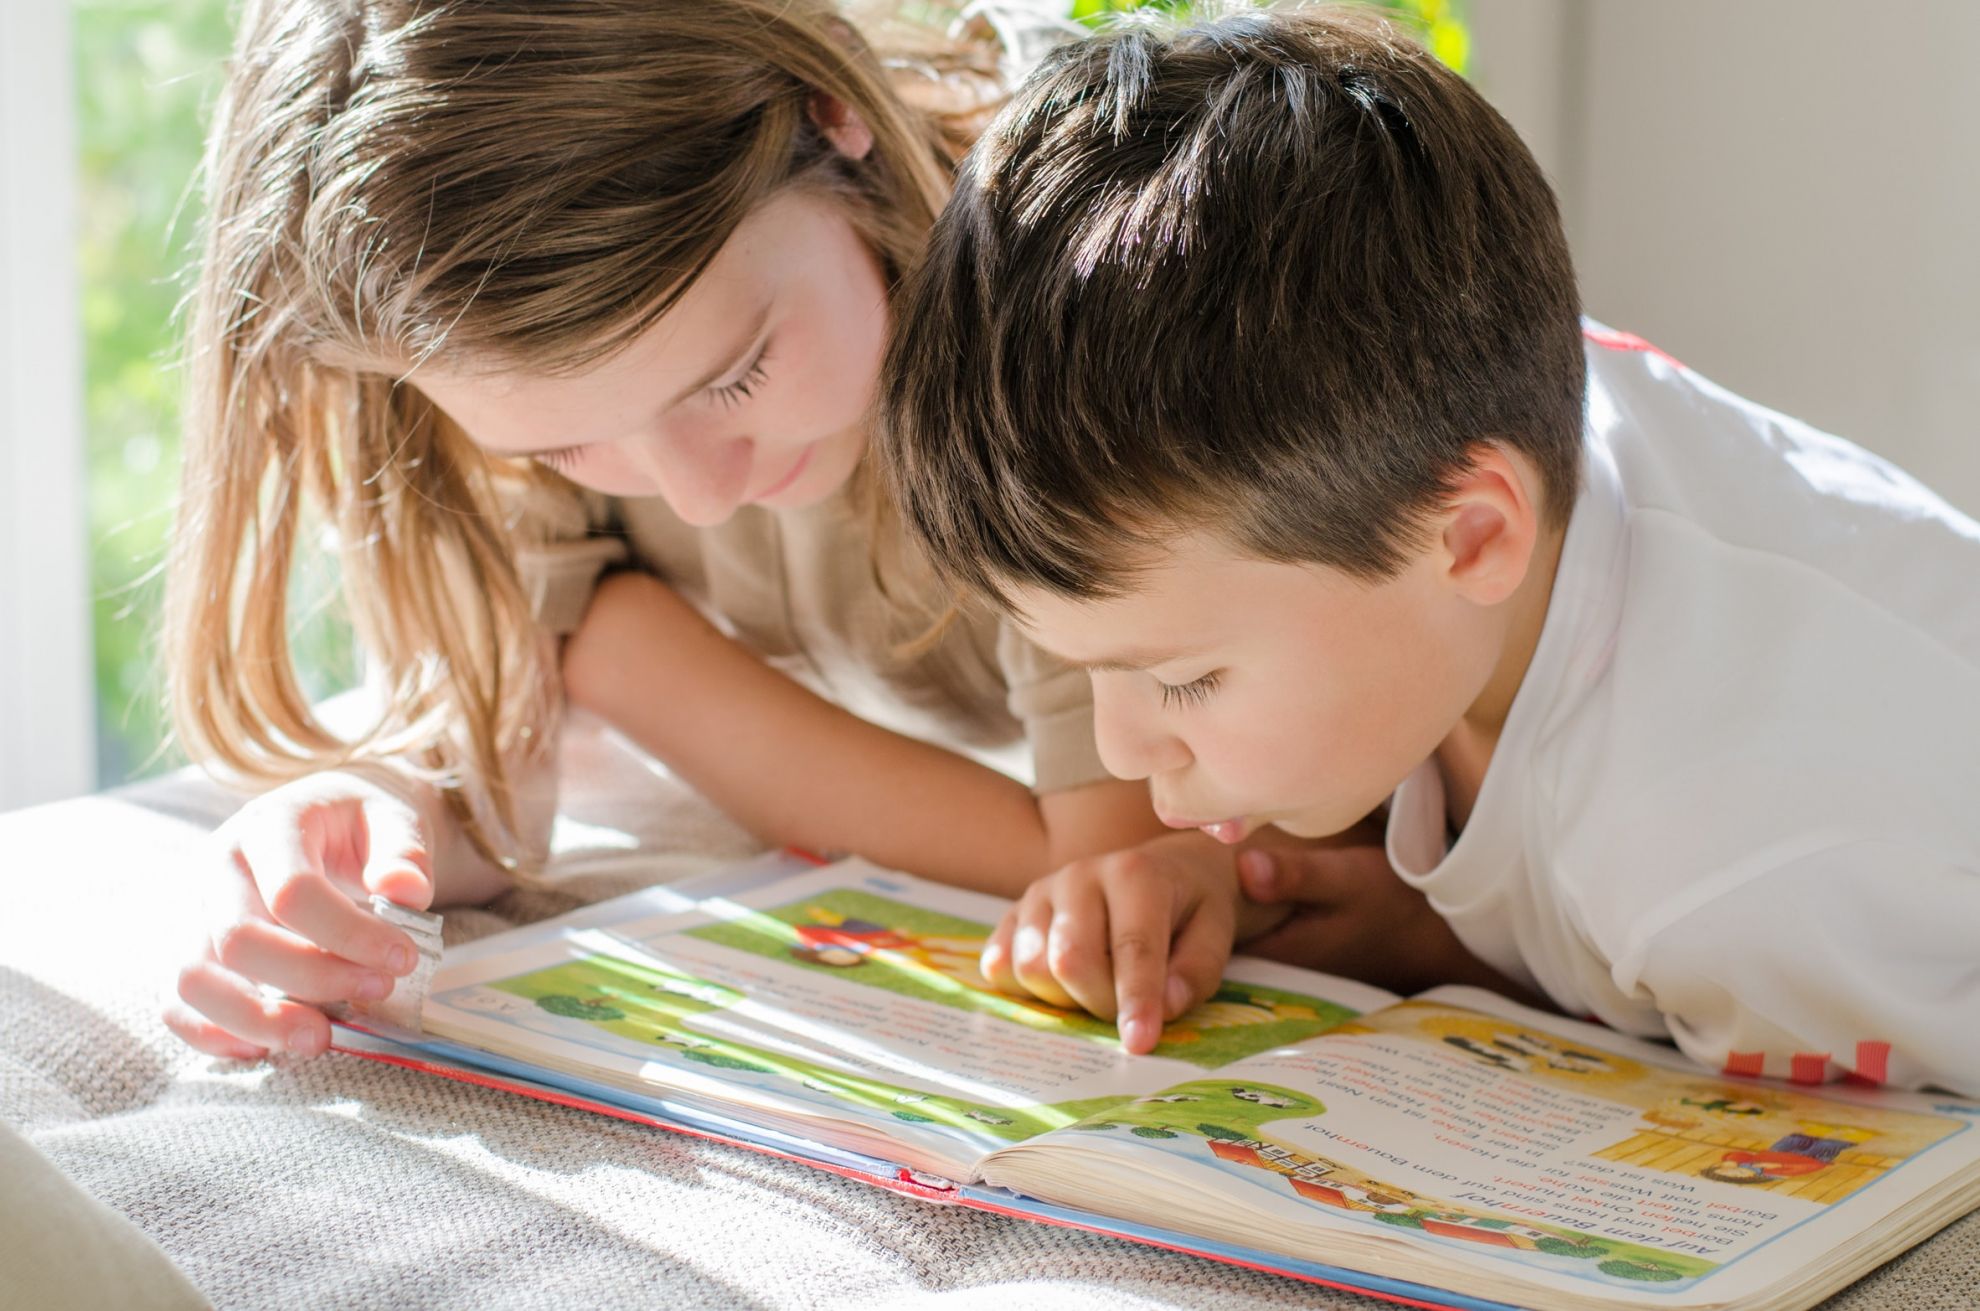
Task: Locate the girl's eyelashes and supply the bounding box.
[709,342,772,409]
[533,443,590,472]
[1157,671,1222,710]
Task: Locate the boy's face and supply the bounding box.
[1010,530,1509,844]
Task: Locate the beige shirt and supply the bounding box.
[510,478,1108,795]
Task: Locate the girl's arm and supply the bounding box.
[561,570,1168,896]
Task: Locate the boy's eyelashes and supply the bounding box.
[708,342,773,410]
[1157,671,1222,710]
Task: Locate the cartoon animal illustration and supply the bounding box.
[1680,1096,1767,1117]
[1134,1094,1204,1104]
[1442,1030,1612,1076]
[1700,1123,1876,1185]
[1229,1087,1296,1108]
[963,1110,1014,1126]
[1156,985,1324,1044]
[893,1093,931,1105]
[786,908,983,983]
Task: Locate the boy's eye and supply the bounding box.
[1157,671,1222,710]
[708,342,773,410]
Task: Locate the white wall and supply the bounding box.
[0,3,96,810]
[1470,0,1980,517]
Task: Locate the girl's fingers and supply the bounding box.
[233,826,419,979]
[358,794,434,910]
[1043,877,1118,1021]
[160,999,268,1062]
[173,955,332,1058]
[209,917,394,1005]
[1009,890,1080,1011]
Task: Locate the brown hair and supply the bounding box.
[166,0,993,866]
[880,2,1585,608]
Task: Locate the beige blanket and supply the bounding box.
[2,716,1973,1309]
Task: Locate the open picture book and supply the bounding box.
[329,853,1980,1311]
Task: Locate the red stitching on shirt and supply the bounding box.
[1581,325,1686,369]
[1851,1040,1892,1085]
[1722,1050,1766,1078]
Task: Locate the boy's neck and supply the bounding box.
[1436,521,1569,833]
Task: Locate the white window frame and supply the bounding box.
[0,3,96,810]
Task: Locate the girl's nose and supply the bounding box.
[627,432,751,527]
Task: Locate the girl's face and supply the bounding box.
[415,189,890,526]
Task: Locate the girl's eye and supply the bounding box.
[1158,671,1222,710]
[533,444,591,472]
[709,343,772,410]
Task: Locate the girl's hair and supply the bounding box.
[166,0,994,867]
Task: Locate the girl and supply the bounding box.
[160,0,1195,1063]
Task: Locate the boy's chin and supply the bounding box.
[1269,809,1365,841]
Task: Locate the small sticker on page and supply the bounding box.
[327,896,444,1036]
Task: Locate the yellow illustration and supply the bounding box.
[1597,1116,1897,1204]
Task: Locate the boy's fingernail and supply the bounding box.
[355,974,392,1001]
[1120,1016,1153,1053]
[389,946,415,974]
[1165,974,1191,1018]
[1013,926,1045,964]
[1238,850,1271,886]
[288,1029,322,1057]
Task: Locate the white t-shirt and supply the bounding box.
[1386,324,1980,1094]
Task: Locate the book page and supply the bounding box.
[422,859,1397,1178]
[986,989,1980,1306]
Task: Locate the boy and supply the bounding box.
[879,5,1980,1092]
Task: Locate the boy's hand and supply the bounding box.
[1238,836,1554,1010]
[162,771,440,1062]
[981,830,1281,1055]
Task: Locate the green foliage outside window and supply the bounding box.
[76,0,1465,787]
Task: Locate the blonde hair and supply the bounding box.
[166,0,1000,867]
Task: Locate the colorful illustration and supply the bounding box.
[689,888,1357,1066]
[1065,1080,1718,1287]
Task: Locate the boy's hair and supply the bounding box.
[881,3,1586,605]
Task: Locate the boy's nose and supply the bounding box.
[1091,679,1191,781]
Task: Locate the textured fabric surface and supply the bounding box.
[2,719,1974,1310]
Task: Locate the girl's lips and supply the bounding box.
[749,445,814,502]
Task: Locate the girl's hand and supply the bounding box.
[981,830,1272,1056]
[163,771,437,1061]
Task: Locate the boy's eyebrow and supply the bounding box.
[1050,645,1204,674]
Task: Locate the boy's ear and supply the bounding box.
[1436,444,1543,607]
[809,93,875,161]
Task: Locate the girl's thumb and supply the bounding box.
[359,795,434,910]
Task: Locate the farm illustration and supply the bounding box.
[1062,1081,1718,1286]
[686,887,1360,1065]
[1347,1002,1963,1207]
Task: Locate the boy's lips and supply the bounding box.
[1158,813,1256,845]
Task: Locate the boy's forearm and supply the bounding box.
[563,574,1162,896]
